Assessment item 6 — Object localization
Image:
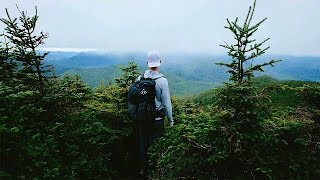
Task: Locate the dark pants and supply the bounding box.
[135,109,165,174]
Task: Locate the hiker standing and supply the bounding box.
[128,50,173,176]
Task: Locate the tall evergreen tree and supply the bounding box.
[0,7,51,94]
[215,0,281,129]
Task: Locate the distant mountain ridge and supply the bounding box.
[44,51,320,96]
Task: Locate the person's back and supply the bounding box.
[139,69,173,124]
[130,50,173,177]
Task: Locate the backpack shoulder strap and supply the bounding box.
[136,74,144,82]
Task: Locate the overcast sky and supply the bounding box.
[0,0,319,55]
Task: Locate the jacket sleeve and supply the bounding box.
[160,78,173,124]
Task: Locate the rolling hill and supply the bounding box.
[194,75,320,108]
[44,51,320,96]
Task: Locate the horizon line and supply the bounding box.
[39,48,320,57]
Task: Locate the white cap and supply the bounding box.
[147,51,161,67]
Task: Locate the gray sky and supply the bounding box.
[0,0,319,55]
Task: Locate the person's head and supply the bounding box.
[147,50,161,71]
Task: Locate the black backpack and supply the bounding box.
[128,75,163,124]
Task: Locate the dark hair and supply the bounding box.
[150,67,158,71]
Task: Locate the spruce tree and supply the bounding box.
[0,7,51,94]
[215,0,281,135]
[217,0,280,84]
[115,61,140,88]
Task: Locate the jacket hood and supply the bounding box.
[143,70,164,79]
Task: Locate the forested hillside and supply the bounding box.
[1,1,320,179]
[194,75,320,108]
[44,51,320,96]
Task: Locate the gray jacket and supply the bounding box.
[138,70,173,124]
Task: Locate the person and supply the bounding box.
[141,50,174,133]
[133,50,173,177]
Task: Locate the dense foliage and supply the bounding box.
[148,0,320,179]
[0,7,137,179]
